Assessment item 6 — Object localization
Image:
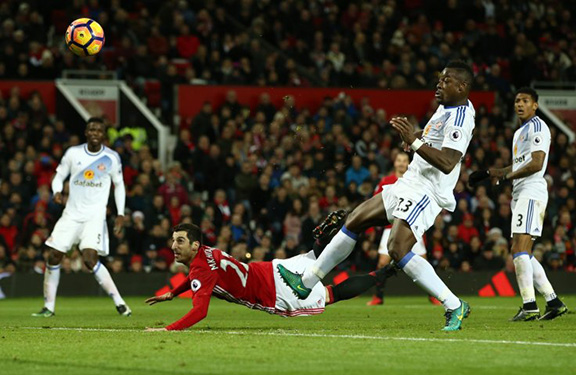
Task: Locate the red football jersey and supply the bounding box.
[166,246,276,330]
[373,173,398,195]
[374,174,398,229]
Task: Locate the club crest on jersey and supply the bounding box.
[97,163,106,171]
[84,170,94,180]
[449,129,462,141]
[191,279,202,292]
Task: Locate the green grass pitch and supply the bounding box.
[1,295,575,375]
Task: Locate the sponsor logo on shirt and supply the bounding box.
[84,170,94,180]
[73,180,103,188]
[513,155,526,164]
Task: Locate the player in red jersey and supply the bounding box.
[367,152,429,306]
[145,217,393,331]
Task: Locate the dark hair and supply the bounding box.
[445,60,474,85]
[173,223,203,244]
[515,87,539,103]
[396,151,409,159]
[87,117,104,125]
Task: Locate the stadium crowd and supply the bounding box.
[0,1,575,117]
[0,0,575,276]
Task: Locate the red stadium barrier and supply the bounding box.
[0,81,56,114]
[178,85,495,120]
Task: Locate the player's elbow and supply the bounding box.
[439,162,456,175]
[439,166,451,175]
[198,307,209,320]
[440,156,461,174]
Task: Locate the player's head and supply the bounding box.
[85,117,106,148]
[514,87,539,123]
[393,151,410,175]
[436,60,473,106]
[172,223,203,264]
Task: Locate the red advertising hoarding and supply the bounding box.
[178,85,495,120]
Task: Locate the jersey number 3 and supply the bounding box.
[220,254,249,287]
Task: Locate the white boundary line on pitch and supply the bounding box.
[397,305,500,309]
[20,327,576,348]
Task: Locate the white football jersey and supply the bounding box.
[56,144,124,222]
[401,100,476,211]
[511,116,550,202]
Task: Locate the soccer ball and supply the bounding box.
[65,18,105,57]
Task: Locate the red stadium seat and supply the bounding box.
[171,59,191,77]
[51,10,69,34]
[144,80,161,108]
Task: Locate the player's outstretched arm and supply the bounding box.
[493,151,545,181]
[165,293,211,330]
[390,117,462,174]
[469,165,512,187]
[145,292,174,306]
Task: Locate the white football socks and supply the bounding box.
[531,256,557,302]
[93,261,125,306]
[44,264,61,312]
[399,252,460,310]
[513,252,536,305]
[302,227,358,289]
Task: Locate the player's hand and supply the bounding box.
[145,292,174,306]
[114,215,125,234]
[486,168,508,186]
[145,327,168,332]
[390,117,417,145]
[468,170,490,187]
[53,192,64,205]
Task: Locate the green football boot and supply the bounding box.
[277,264,312,299]
[442,300,471,331]
[539,303,568,321]
[510,307,540,322]
[31,307,55,317]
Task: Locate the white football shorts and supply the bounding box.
[380,179,441,239]
[45,211,110,255]
[511,198,546,237]
[378,227,427,256]
[272,251,326,316]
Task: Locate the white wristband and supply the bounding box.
[410,139,424,151]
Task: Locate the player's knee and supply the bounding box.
[510,235,530,254]
[82,250,99,270]
[47,250,64,265]
[377,255,391,269]
[344,210,361,232]
[387,238,406,262]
